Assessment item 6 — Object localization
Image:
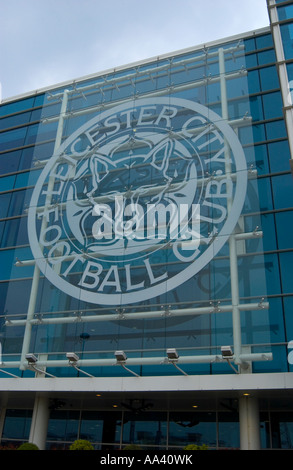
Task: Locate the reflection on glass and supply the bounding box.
[168,412,217,447]
[80,411,121,445]
[122,412,167,447]
[2,410,32,440]
[46,410,79,442]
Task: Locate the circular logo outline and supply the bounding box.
[28,97,247,306]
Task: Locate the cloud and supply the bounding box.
[0,0,269,100]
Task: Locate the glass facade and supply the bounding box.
[278,0,293,66]
[2,407,293,450]
[0,32,279,377]
[0,8,293,450]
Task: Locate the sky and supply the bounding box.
[1,0,270,101]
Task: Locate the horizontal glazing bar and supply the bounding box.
[13,229,262,268]
[46,44,245,102]
[5,301,269,327]
[43,70,248,123]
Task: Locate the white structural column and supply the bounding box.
[24,93,69,448]
[219,47,261,449]
[267,0,293,173]
[29,394,50,450]
[239,396,261,450]
[20,90,69,370]
[219,47,243,367]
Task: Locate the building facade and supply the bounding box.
[0,0,293,450]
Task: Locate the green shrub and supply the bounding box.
[17,442,39,450]
[69,439,94,450]
[183,444,208,450]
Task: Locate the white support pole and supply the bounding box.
[239,396,261,450]
[219,47,242,367]
[20,90,69,370]
[267,0,293,172]
[28,394,50,450]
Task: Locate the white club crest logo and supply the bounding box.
[28,97,247,305]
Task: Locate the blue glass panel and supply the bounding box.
[0,98,35,117]
[24,122,56,146]
[287,62,293,83]
[0,192,12,218]
[244,38,256,52]
[0,127,27,152]
[0,220,4,243]
[29,141,54,164]
[0,174,16,191]
[0,150,21,175]
[227,76,248,100]
[247,70,260,94]
[261,213,277,251]
[259,66,279,91]
[41,101,62,119]
[262,92,284,119]
[256,34,274,49]
[1,217,29,247]
[0,247,34,280]
[33,94,45,107]
[247,144,269,174]
[245,53,258,69]
[7,188,33,217]
[18,147,35,171]
[2,410,32,440]
[280,23,293,60]
[249,95,264,121]
[239,124,266,144]
[279,252,293,293]
[264,254,282,295]
[265,297,286,344]
[14,169,41,189]
[257,49,276,65]
[275,211,293,249]
[278,5,293,21]
[0,111,32,131]
[266,120,287,140]
[272,174,293,209]
[257,177,273,212]
[268,140,291,173]
[0,279,32,317]
[253,344,288,373]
